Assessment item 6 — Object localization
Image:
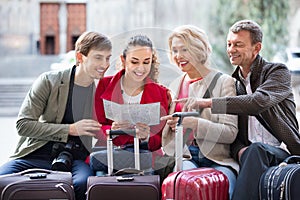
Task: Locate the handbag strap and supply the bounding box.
[183,72,223,144]
[203,72,223,99]
[198,72,222,114]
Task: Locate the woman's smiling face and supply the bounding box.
[122,45,153,83]
[171,37,196,74]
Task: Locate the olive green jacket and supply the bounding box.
[12,67,94,159]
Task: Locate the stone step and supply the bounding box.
[0,78,33,116]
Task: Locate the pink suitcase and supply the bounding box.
[161,112,229,200]
[161,168,229,200]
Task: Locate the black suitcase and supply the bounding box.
[86,129,160,200]
[0,168,75,200]
[259,155,300,200]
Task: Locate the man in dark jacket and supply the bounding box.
[179,19,300,200]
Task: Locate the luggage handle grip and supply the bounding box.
[116,176,134,182]
[107,129,136,138]
[172,112,200,126]
[20,168,53,176]
[113,168,144,176]
[283,155,300,164]
[27,173,47,179]
[172,112,199,171]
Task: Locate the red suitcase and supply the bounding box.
[161,168,229,200]
[86,129,160,200]
[161,112,229,200]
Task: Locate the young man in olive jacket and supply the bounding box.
[0,31,112,200]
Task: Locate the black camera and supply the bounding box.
[51,141,76,172]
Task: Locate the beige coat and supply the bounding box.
[162,70,239,173]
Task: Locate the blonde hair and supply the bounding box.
[168,25,212,67]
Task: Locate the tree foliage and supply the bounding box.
[209,0,289,73]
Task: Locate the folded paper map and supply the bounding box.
[103,99,161,126]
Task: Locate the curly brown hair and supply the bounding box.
[122,34,160,83]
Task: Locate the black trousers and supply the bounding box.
[232,142,289,200]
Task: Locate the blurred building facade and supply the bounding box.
[0,0,212,56]
[0,0,299,56]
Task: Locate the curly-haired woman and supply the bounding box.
[94,34,171,152]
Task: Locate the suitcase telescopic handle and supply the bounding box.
[283,155,300,164]
[172,112,200,172]
[106,129,140,175]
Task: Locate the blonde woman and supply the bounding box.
[161,25,238,199]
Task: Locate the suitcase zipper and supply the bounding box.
[259,166,276,200]
[56,183,68,193]
[279,181,284,200]
[283,166,298,200]
[269,167,279,200]
[277,164,299,200]
[1,180,75,200]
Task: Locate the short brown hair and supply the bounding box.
[75,31,112,56]
[229,20,263,44]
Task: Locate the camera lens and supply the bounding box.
[51,151,73,172]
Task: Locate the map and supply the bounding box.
[103,99,161,126]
